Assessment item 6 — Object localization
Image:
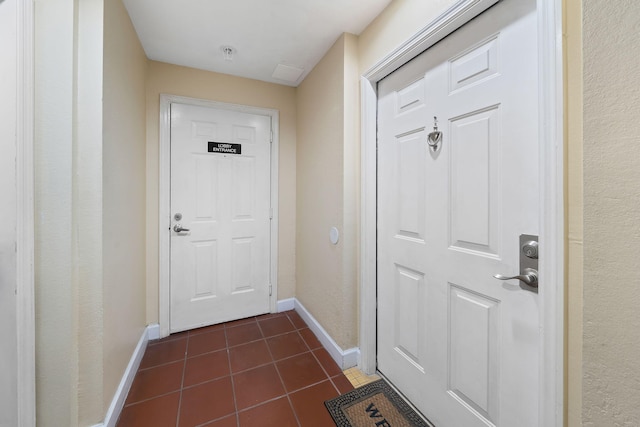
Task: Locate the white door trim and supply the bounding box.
[16,0,36,425]
[159,94,279,338]
[359,0,564,426]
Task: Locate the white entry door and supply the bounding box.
[377,0,539,426]
[170,103,272,332]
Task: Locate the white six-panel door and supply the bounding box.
[170,103,272,332]
[377,0,539,426]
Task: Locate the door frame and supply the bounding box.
[358,0,564,426]
[16,0,36,424]
[158,94,280,337]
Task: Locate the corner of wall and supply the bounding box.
[101,0,148,420]
[295,32,358,351]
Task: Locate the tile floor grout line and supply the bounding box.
[179,373,231,392]
[223,326,241,427]
[229,339,271,376]
[310,348,330,376]
[121,389,182,408]
[224,349,333,391]
[265,347,313,365]
[234,392,289,415]
[138,357,188,372]
[285,377,336,396]
[193,413,236,427]
[228,336,267,351]
[183,345,228,361]
[265,331,303,427]
[296,327,313,353]
[223,317,258,330]
[175,335,189,427]
[329,375,346,394]
[147,336,188,347]
[188,324,225,336]
[309,348,342,395]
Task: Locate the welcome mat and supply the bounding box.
[325,379,432,427]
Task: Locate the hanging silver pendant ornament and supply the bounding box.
[427,116,443,151]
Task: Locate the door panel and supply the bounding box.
[448,285,500,421]
[377,1,539,426]
[170,103,271,332]
[449,105,501,256]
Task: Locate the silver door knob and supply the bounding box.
[173,223,190,233]
[494,268,538,287]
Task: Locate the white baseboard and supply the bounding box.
[91,324,157,427]
[277,297,295,312]
[147,323,160,340]
[293,299,360,370]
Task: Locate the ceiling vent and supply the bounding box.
[272,64,304,83]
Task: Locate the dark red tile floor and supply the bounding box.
[117,310,354,427]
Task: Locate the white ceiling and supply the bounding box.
[122,0,393,87]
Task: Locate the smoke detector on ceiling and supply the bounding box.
[221,46,235,61]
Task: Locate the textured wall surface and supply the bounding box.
[145,62,297,323]
[75,0,105,423]
[102,0,148,417]
[583,0,640,425]
[296,34,359,350]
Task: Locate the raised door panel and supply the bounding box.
[231,237,254,293]
[394,265,427,373]
[231,156,256,221]
[396,130,427,243]
[448,285,500,424]
[194,155,218,220]
[449,106,501,258]
[193,241,218,300]
[449,36,499,94]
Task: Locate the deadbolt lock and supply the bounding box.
[522,240,539,259]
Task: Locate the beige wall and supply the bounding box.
[581,0,640,424]
[296,34,359,350]
[75,0,105,423]
[145,62,297,323]
[102,0,148,418]
[564,0,583,425]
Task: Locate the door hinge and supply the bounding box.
[269,284,272,296]
[270,130,273,143]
